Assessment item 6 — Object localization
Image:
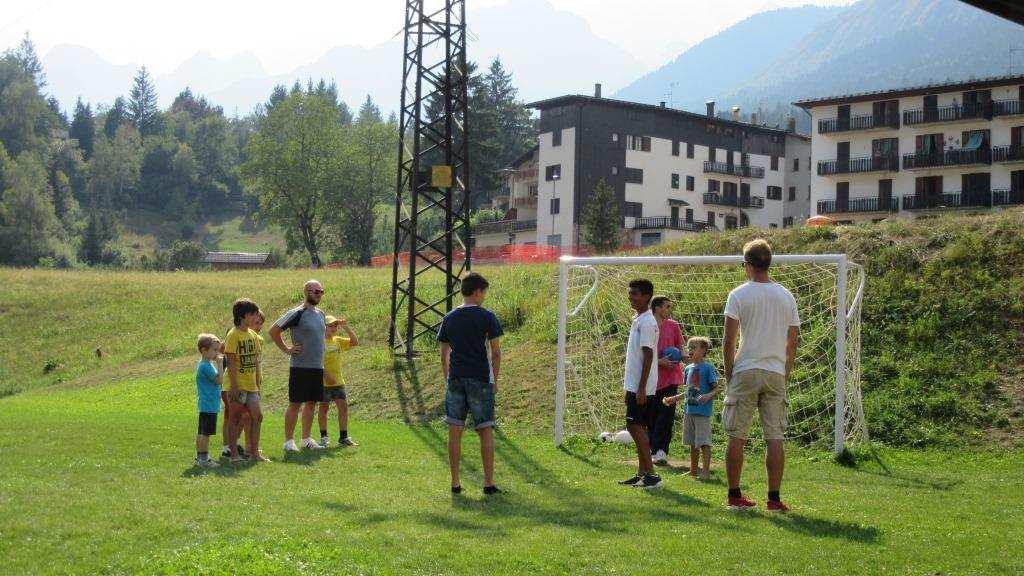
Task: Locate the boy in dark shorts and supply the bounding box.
[195,334,224,468]
[437,272,503,495]
[619,278,661,489]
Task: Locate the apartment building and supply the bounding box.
[795,74,1024,223]
[473,146,539,247]
[470,86,811,251]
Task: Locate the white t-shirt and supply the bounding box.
[723,281,801,377]
[623,310,660,395]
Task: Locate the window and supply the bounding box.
[628,135,651,152]
[707,211,716,227]
[916,133,943,154]
[545,164,561,181]
[671,173,680,189]
[547,234,562,246]
[793,157,799,171]
[624,167,644,184]
[708,179,720,193]
[770,224,778,229]
[686,143,694,158]
[686,175,694,191]
[962,129,990,150]
[550,198,560,214]
[611,166,618,175]
[708,146,717,162]
[552,129,562,147]
[672,140,680,156]
[771,156,779,171]
[879,179,893,205]
[624,201,643,218]
[767,186,782,200]
[783,217,794,228]
[685,208,693,223]
[528,184,538,197]
[788,186,796,201]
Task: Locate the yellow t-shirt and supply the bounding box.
[323,335,352,388]
[225,327,261,392]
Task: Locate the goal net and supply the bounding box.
[555,254,867,455]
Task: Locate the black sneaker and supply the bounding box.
[451,485,462,494]
[221,447,232,458]
[236,445,247,458]
[483,485,502,495]
[634,474,663,489]
[618,474,643,486]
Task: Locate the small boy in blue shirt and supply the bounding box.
[195,333,224,468]
[664,336,720,480]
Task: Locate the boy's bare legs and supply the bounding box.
[222,402,232,452]
[701,445,712,479]
[725,435,746,492]
[241,413,252,453]
[766,439,784,492]
[478,426,495,487]
[689,446,700,476]
[284,402,300,441]
[317,402,330,436]
[336,399,349,436]
[300,402,315,440]
[448,424,464,488]
[248,402,265,459]
[627,423,653,476]
[196,434,209,455]
[227,407,244,459]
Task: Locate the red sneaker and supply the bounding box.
[766,500,790,513]
[727,496,757,510]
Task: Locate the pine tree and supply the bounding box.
[104,97,128,139]
[69,98,96,159]
[5,32,45,88]
[128,67,161,139]
[582,178,621,253]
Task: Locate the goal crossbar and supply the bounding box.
[554,253,866,456]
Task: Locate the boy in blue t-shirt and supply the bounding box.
[664,336,720,480]
[195,334,225,468]
[437,272,503,496]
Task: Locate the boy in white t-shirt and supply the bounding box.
[618,278,662,489]
[722,239,800,512]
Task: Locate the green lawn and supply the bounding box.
[0,371,1020,575]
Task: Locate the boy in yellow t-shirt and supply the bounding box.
[317,315,359,447]
[224,299,269,463]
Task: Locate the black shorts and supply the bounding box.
[289,367,325,403]
[198,412,218,436]
[625,391,655,427]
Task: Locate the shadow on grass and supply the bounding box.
[277,445,352,466]
[846,445,962,492]
[762,513,881,543]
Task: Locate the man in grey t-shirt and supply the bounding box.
[270,279,327,452]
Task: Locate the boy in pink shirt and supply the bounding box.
[650,296,687,464]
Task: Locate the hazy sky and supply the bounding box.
[0,0,854,73]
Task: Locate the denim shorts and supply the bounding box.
[444,376,495,430]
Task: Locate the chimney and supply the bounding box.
[594,83,602,98]
[659,101,666,108]
[706,100,715,118]
[731,106,741,121]
[786,115,796,133]
[750,112,758,125]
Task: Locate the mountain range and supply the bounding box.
[42,0,643,115]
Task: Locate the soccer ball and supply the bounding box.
[613,430,634,445]
[661,346,684,363]
[598,431,613,442]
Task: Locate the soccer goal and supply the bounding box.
[554,254,867,456]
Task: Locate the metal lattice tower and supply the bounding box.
[389,0,471,358]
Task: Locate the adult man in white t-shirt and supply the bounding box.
[618,278,662,489]
[722,239,800,512]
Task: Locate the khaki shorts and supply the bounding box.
[721,369,788,441]
[682,413,712,447]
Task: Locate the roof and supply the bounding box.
[792,73,1024,109]
[507,144,538,170]
[528,95,802,137]
[202,252,271,265]
[960,0,1024,26]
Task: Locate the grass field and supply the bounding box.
[1,372,1021,575]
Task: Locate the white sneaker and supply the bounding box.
[283,439,300,453]
[652,450,668,465]
[301,437,323,450]
[319,436,330,448]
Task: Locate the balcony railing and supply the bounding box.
[818,113,899,134]
[817,155,899,175]
[901,190,1024,210]
[472,219,537,235]
[902,148,991,170]
[817,196,898,214]
[993,99,1023,117]
[903,102,992,126]
[512,195,538,208]
[703,192,764,209]
[630,216,710,232]
[992,144,1024,163]
[703,161,765,179]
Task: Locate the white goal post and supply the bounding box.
[554,253,867,456]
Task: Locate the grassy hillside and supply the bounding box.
[118,209,287,262]
[1,209,1022,446]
